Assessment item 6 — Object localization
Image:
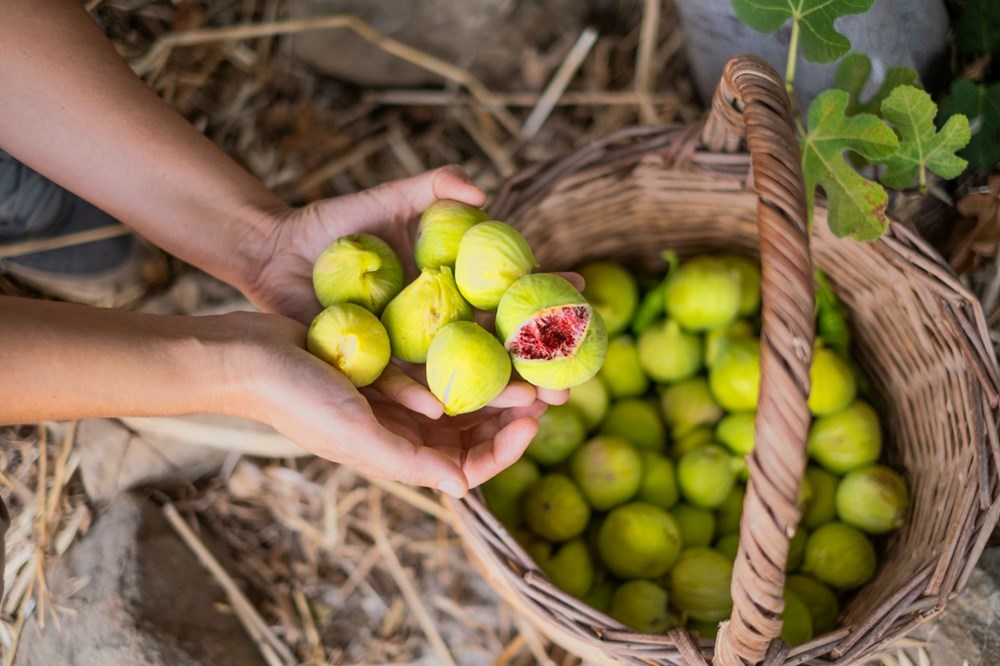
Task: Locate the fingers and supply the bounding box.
[462,414,542,489]
[353,423,469,498]
[488,381,537,408]
[372,363,444,419]
[536,387,569,405]
[553,271,585,292]
[376,165,487,223]
[425,165,487,208]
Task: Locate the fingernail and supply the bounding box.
[437,479,465,499]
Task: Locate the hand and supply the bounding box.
[239,312,550,497]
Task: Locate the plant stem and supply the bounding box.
[785,18,800,95]
[919,166,927,193]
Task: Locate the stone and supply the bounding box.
[16,494,263,666]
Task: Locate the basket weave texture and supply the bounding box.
[447,56,1000,665]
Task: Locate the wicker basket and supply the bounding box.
[446,56,1000,665]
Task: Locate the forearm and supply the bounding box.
[0,296,251,424]
[0,0,284,294]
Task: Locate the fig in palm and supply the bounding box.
[414,199,489,270]
[580,261,639,336]
[426,321,510,415]
[454,220,537,310]
[496,274,608,390]
[307,303,391,387]
[380,266,473,362]
[312,233,403,314]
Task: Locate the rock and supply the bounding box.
[16,494,264,666]
[287,0,591,88]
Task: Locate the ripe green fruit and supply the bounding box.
[678,445,739,509]
[780,589,814,646]
[426,321,511,415]
[718,254,762,316]
[530,538,594,599]
[807,401,882,474]
[691,620,720,639]
[414,199,490,270]
[637,318,703,383]
[600,399,665,451]
[598,502,682,579]
[671,504,717,548]
[638,451,679,509]
[525,404,587,466]
[380,266,473,362]
[802,522,877,589]
[598,335,649,398]
[570,437,643,511]
[567,376,609,431]
[809,347,857,416]
[580,262,639,337]
[482,458,540,529]
[609,580,673,633]
[664,256,741,331]
[454,220,537,310]
[660,377,724,437]
[786,574,840,635]
[715,534,740,560]
[704,318,755,367]
[715,412,756,456]
[786,528,808,573]
[312,234,404,314]
[583,580,616,614]
[670,426,714,459]
[835,464,910,534]
[307,303,391,387]
[708,337,761,411]
[668,547,734,623]
[522,474,591,542]
[802,466,840,530]
[497,274,608,390]
[715,485,745,536]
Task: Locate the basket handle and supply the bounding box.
[702,56,815,665]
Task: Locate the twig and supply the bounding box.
[358,474,454,527]
[512,614,555,666]
[32,428,49,628]
[387,123,428,177]
[131,15,522,137]
[453,109,517,178]
[367,89,680,108]
[368,487,457,666]
[521,28,600,141]
[291,586,324,664]
[635,0,662,124]
[45,423,76,523]
[162,502,296,666]
[283,132,390,199]
[0,225,130,260]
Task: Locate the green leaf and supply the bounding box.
[879,86,970,191]
[731,0,876,63]
[832,53,918,117]
[955,0,1000,56]
[940,79,1000,171]
[801,90,899,241]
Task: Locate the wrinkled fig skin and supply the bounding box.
[454,220,537,310]
[312,233,404,314]
[306,303,391,387]
[414,199,490,270]
[426,321,510,416]
[380,266,473,363]
[580,261,639,336]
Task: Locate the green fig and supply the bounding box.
[380,266,473,362]
[802,467,840,529]
[307,303,391,387]
[704,318,755,368]
[522,474,591,542]
[715,534,740,560]
[570,437,643,511]
[715,485,745,536]
[690,619,720,639]
[835,464,909,534]
[715,412,756,456]
[454,220,537,310]
[600,399,665,451]
[583,580,616,614]
[808,347,857,416]
[660,377,724,437]
[414,200,490,270]
[670,426,714,459]
[497,274,608,390]
[708,337,761,411]
[786,574,840,634]
[780,589,814,646]
[525,404,587,466]
[580,261,639,337]
[718,254,761,316]
[802,522,877,589]
[637,318,703,383]
[567,376,610,431]
[312,234,403,314]
[426,321,510,415]
[786,528,808,572]
[609,580,673,633]
[668,547,734,623]
[599,335,650,398]
[678,445,739,509]
[664,256,741,331]
[482,458,540,529]
[531,538,594,599]
[671,504,716,548]
[807,401,882,474]
[598,502,682,579]
[638,451,680,509]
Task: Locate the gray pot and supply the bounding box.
[674,0,951,110]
